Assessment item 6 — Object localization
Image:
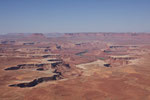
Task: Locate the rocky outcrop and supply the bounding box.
[109,56,137,60]
[51,62,71,75]
[5,64,50,71]
[105,55,137,67]
[30,33,45,38]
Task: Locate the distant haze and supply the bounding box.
[0,0,150,34]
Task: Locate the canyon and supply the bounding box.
[0,32,150,100]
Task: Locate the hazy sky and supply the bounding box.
[0,0,150,33]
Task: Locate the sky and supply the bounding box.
[0,0,150,33]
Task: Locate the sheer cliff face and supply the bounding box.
[27,33,46,41]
